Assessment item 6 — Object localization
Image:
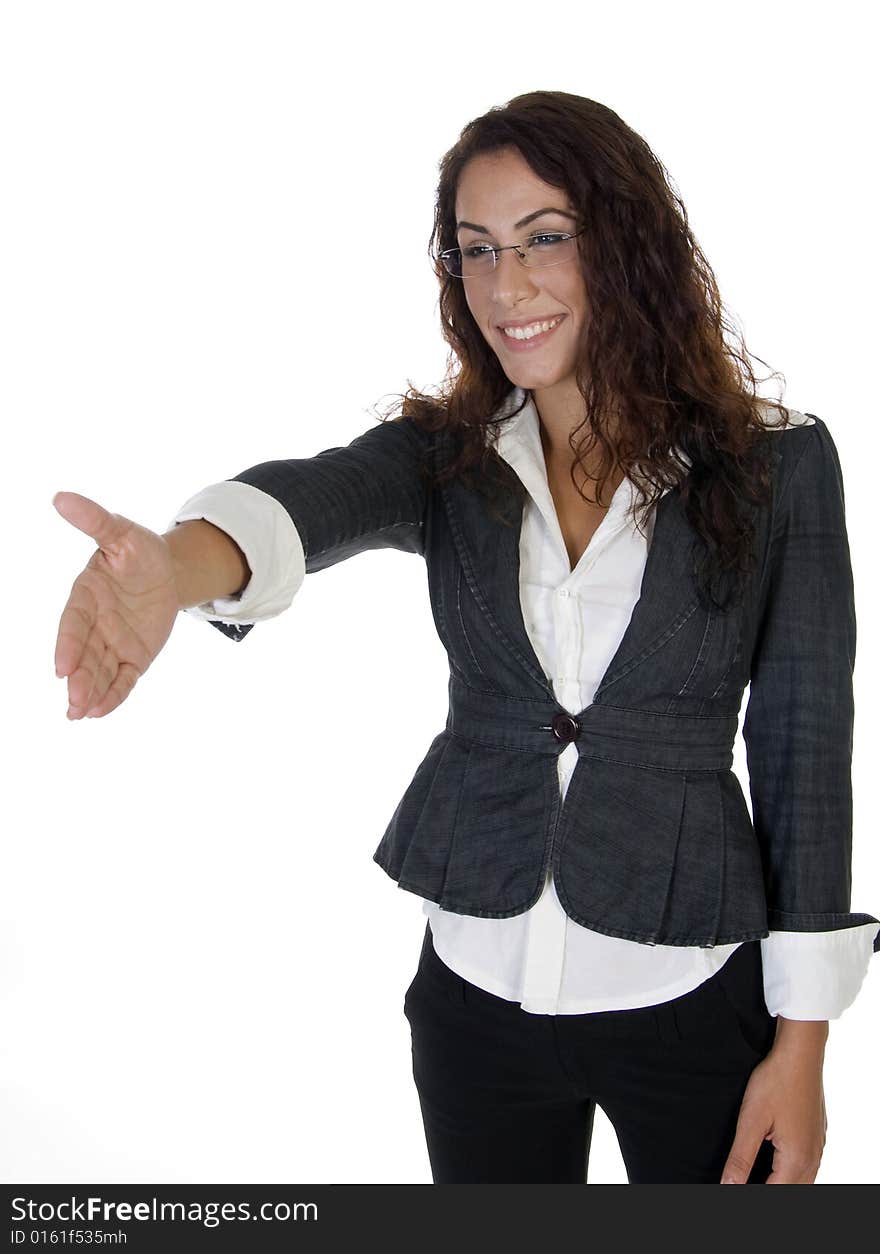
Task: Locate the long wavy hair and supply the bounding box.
[377,90,792,612]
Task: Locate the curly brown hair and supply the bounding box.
[377,90,793,612]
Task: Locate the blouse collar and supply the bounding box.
[490,387,687,519]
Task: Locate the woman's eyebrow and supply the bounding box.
[456,207,577,234]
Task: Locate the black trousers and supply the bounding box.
[404,921,778,1183]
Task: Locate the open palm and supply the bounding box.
[53,491,181,720]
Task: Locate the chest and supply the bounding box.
[544,462,623,572]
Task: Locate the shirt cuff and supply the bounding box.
[760,922,880,1020]
[166,480,305,625]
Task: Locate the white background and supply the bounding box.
[2,0,878,1184]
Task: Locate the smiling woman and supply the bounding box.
[54,87,876,1186]
[366,90,872,1182]
[385,91,796,619]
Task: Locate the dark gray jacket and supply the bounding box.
[204,410,880,953]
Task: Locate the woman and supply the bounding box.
[53,91,879,1184]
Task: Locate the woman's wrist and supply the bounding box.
[771,1015,829,1060]
[163,518,252,609]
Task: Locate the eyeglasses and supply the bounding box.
[437,229,585,279]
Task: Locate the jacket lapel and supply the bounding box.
[440,389,700,706]
[589,484,699,701]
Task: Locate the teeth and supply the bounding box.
[502,316,562,340]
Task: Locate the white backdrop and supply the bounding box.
[2,0,878,1184]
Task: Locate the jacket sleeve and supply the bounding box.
[167,415,434,643]
[742,415,880,977]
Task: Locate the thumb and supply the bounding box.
[52,490,132,552]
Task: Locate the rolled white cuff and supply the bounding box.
[761,922,880,1020]
[166,480,305,625]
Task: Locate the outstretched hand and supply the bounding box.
[53,491,181,720]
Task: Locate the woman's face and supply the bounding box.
[453,147,588,395]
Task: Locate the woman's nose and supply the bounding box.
[489,247,540,304]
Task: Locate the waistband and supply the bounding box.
[445,673,737,771]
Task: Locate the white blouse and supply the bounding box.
[168,392,879,1021]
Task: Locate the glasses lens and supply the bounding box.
[524,233,577,267]
[440,249,464,277]
[441,246,494,277]
[459,244,495,277]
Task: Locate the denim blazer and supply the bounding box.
[208,409,880,953]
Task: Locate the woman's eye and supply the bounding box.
[530,233,565,247]
[462,244,492,258]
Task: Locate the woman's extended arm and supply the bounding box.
[165,415,436,643]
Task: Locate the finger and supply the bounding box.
[78,634,114,716]
[52,491,131,552]
[81,662,140,719]
[765,1168,800,1183]
[65,599,153,717]
[55,578,98,679]
[764,1149,820,1184]
[55,569,110,677]
[66,629,111,717]
[720,1131,766,1183]
[58,599,102,700]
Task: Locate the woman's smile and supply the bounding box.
[497,312,567,352]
